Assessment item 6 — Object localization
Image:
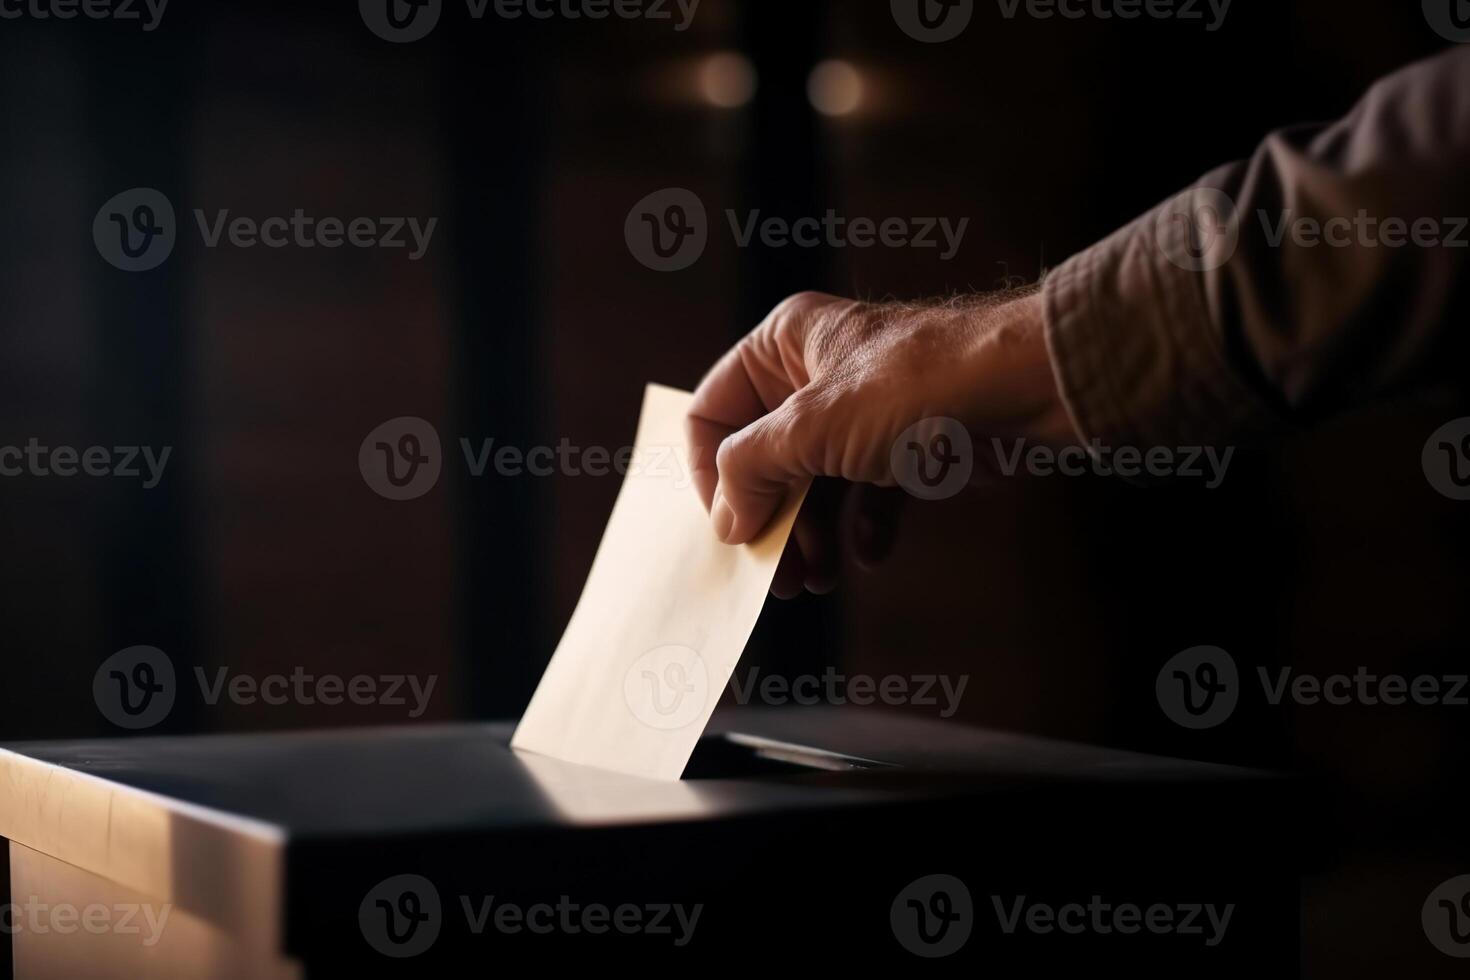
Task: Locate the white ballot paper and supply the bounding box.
[511,383,808,781]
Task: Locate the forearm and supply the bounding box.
[1043,47,1470,452]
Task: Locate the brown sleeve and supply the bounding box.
[1042,46,1470,451]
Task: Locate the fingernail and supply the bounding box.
[713,497,735,543]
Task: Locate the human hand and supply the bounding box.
[686,286,1074,596]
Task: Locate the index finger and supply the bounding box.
[685,337,796,512]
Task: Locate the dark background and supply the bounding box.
[0,1,1466,975]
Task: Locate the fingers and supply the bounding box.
[711,396,816,544]
[769,534,807,600]
[842,483,906,570]
[687,292,844,522]
[686,338,799,515]
[791,478,843,594]
[685,414,736,514]
[770,481,901,600]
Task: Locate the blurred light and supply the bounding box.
[807,59,864,117]
[698,52,757,109]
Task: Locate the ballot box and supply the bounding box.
[0,708,1297,977]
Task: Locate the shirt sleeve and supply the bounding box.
[1042,46,1470,451]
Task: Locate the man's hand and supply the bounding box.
[686,287,1075,596]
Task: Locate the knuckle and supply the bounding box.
[714,432,743,474]
[782,382,830,423]
[775,290,830,315]
[756,292,821,340]
[774,386,833,472]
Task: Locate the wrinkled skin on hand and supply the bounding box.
[686,287,1074,597]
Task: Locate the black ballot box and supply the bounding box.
[0,707,1297,977]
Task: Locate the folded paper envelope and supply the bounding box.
[511,383,808,781]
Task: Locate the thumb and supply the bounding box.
[711,397,819,545]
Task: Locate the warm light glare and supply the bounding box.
[698,52,757,109]
[807,59,863,117]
